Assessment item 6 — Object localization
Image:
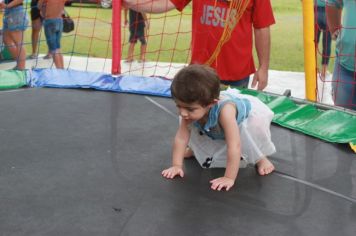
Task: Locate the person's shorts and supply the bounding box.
[220,76,250,88]
[129,27,146,45]
[44,18,63,52]
[3,6,29,31]
[30,6,42,21]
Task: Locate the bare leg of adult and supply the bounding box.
[12,31,26,70]
[31,18,42,57]
[4,30,26,69]
[321,64,329,80]
[3,31,18,59]
[4,37,17,60]
[16,46,26,70]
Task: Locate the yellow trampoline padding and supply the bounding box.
[350,142,356,154]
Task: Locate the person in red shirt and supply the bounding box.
[123,0,275,90]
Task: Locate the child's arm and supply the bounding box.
[210,103,241,191]
[161,119,190,179]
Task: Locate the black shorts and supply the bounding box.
[129,34,146,45]
[30,0,42,21]
[129,27,146,45]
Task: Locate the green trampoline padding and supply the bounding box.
[0,70,27,89]
[1,47,12,60]
[240,89,356,144]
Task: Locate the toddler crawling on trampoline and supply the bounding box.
[162,64,276,191]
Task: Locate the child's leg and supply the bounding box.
[140,43,147,61]
[54,23,64,69]
[188,126,230,168]
[53,49,64,69]
[184,147,194,158]
[139,36,147,62]
[126,43,135,62]
[231,92,276,174]
[256,157,275,175]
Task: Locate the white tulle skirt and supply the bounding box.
[188,88,276,168]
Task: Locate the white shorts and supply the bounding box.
[188,89,276,168]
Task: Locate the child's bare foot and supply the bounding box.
[184,147,194,159]
[256,158,275,175]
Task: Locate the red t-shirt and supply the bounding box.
[170,0,275,81]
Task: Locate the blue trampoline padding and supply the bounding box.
[27,68,172,97]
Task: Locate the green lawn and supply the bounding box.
[270,0,304,71]
[22,1,324,72]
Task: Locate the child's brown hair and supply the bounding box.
[171,64,220,106]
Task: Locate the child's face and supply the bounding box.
[175,100,215,122]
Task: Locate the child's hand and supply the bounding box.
[210,177,235,191]
[161,166,184,179]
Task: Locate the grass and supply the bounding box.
[23,5,113,58]
[20,1,325,72]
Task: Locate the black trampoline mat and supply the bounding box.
[0,88,355,236]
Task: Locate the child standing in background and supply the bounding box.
[124,8,148,63]
[38,0,66,69]
[162,64,276,191]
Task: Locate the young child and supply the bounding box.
[124,7,148,63]
[162,64,276,191]
[38,0,66,69]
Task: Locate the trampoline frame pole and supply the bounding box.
[112,0,121,75]
[302,0,317,101]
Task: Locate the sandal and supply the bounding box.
[43,54,52,59]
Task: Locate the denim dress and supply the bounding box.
[188,88,276,168]
[3,4,29,31]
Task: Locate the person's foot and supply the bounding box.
[320,72,326,81]
[184,147,194,159]
[43,54,52,59]
[256,157,275,175]
[320,65,330,81]
[11,65,25,71]
[124,59,133,63]
[29,54,38,59]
